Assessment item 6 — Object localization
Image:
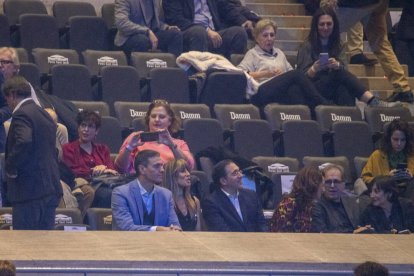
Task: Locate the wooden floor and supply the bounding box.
[2,231,414,275]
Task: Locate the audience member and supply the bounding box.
[362,119,414,194]
[112,150,181,231]
[0,260,16,276]
[164,159,201,231]
[296,8,399,107]
[44,108,68,147]
[3,75,62,230]
[320,0,413,103]
[238,19,327,110]
[360,176,414,234]
[62,110,118,211]
[347,22,378,66]
[396,0,414,77]
[202,159,266,232]
[271,166,324,232]
[115,99,194,174]
[114,0,183,57]
[354,261,389,276]
[162,0,247,57]
[311,164,367,233]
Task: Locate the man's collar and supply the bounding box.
[254,45,278,57]
[221,187,239,198]
[12,97,32,113]
[137,179,155,196]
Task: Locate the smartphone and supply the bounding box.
[319,52,329,66]
[140,131,159,142]
[397,163,408,170]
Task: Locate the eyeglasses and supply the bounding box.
[0,60,14,65]
[229,169,243,177]
[324,179,344,186]
[79,122,96,130]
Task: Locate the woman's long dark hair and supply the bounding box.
[380,119,414,156]
[307,7,342,58]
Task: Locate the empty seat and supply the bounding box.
[170,103,211,130]
[51,64,93,101]
[19,63,41,88]
[190,170,210,201]
[54,208,83,225]
[230,54,244,66]
[252,156,300,177]
[82,50,128,77]
[332,121,374,180]
[214,104,261,130]
[71,101,110,116]
[282,120,324,161]
[264,103,312,132]
[19,14,60,56]
[101,66,141,116]
[85,208,112,231]
[233,119,274,160]
[69,16,108,53]
[113,101,151,130]
[354,156,369,179]
[130,52,176,82]
[3,0,48,27]
[32,48,79,85]
[315,105,363,134]
[53,1,96,31]
[95,116,123,153]
[149,67,190,103]
[15,48,29,63]
[364,106,412,142]
[302,156,352,184]
[183,118,224,157]
[0,15,11,47]
[199,71,246,109]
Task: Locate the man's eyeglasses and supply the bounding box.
[324,179,344,186]
[0,60,14,65]
[229,169,243,177]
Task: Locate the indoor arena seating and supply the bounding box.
[0,14,10,47]
[149,67,191,103]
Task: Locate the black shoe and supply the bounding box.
[386,91,414,103]
[350,53,378,66]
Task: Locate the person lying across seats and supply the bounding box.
[237,19,328,111]
[296,7,400,107]
[115,99,194,174]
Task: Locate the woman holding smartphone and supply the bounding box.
[115,100,195,174]
[297,7,398,107]
[362,119,414,193]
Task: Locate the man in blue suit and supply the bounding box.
[202,159,266,232]
[112,150,181,231]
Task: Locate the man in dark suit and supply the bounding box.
[3,75,62,230]
[162,0,248,57]
[202,159,266,232]
[112,150,181,231]
[114,0,183,57]
[311,164,370,233]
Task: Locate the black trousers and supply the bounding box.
[13,194,59,230]
[251,70,327,109]
[122,29,183,57]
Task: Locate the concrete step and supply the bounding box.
[277,27,309,41]
[358,77,414,91]
[246,3,306,15]
[277,40,303,52]
[348,64,409,78]
[266,15,311,28]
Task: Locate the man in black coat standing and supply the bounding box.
[3,75,62,230]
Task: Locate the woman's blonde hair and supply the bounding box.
[163,159,197,217]
[0,47,20,65]
[253,19,277,41]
